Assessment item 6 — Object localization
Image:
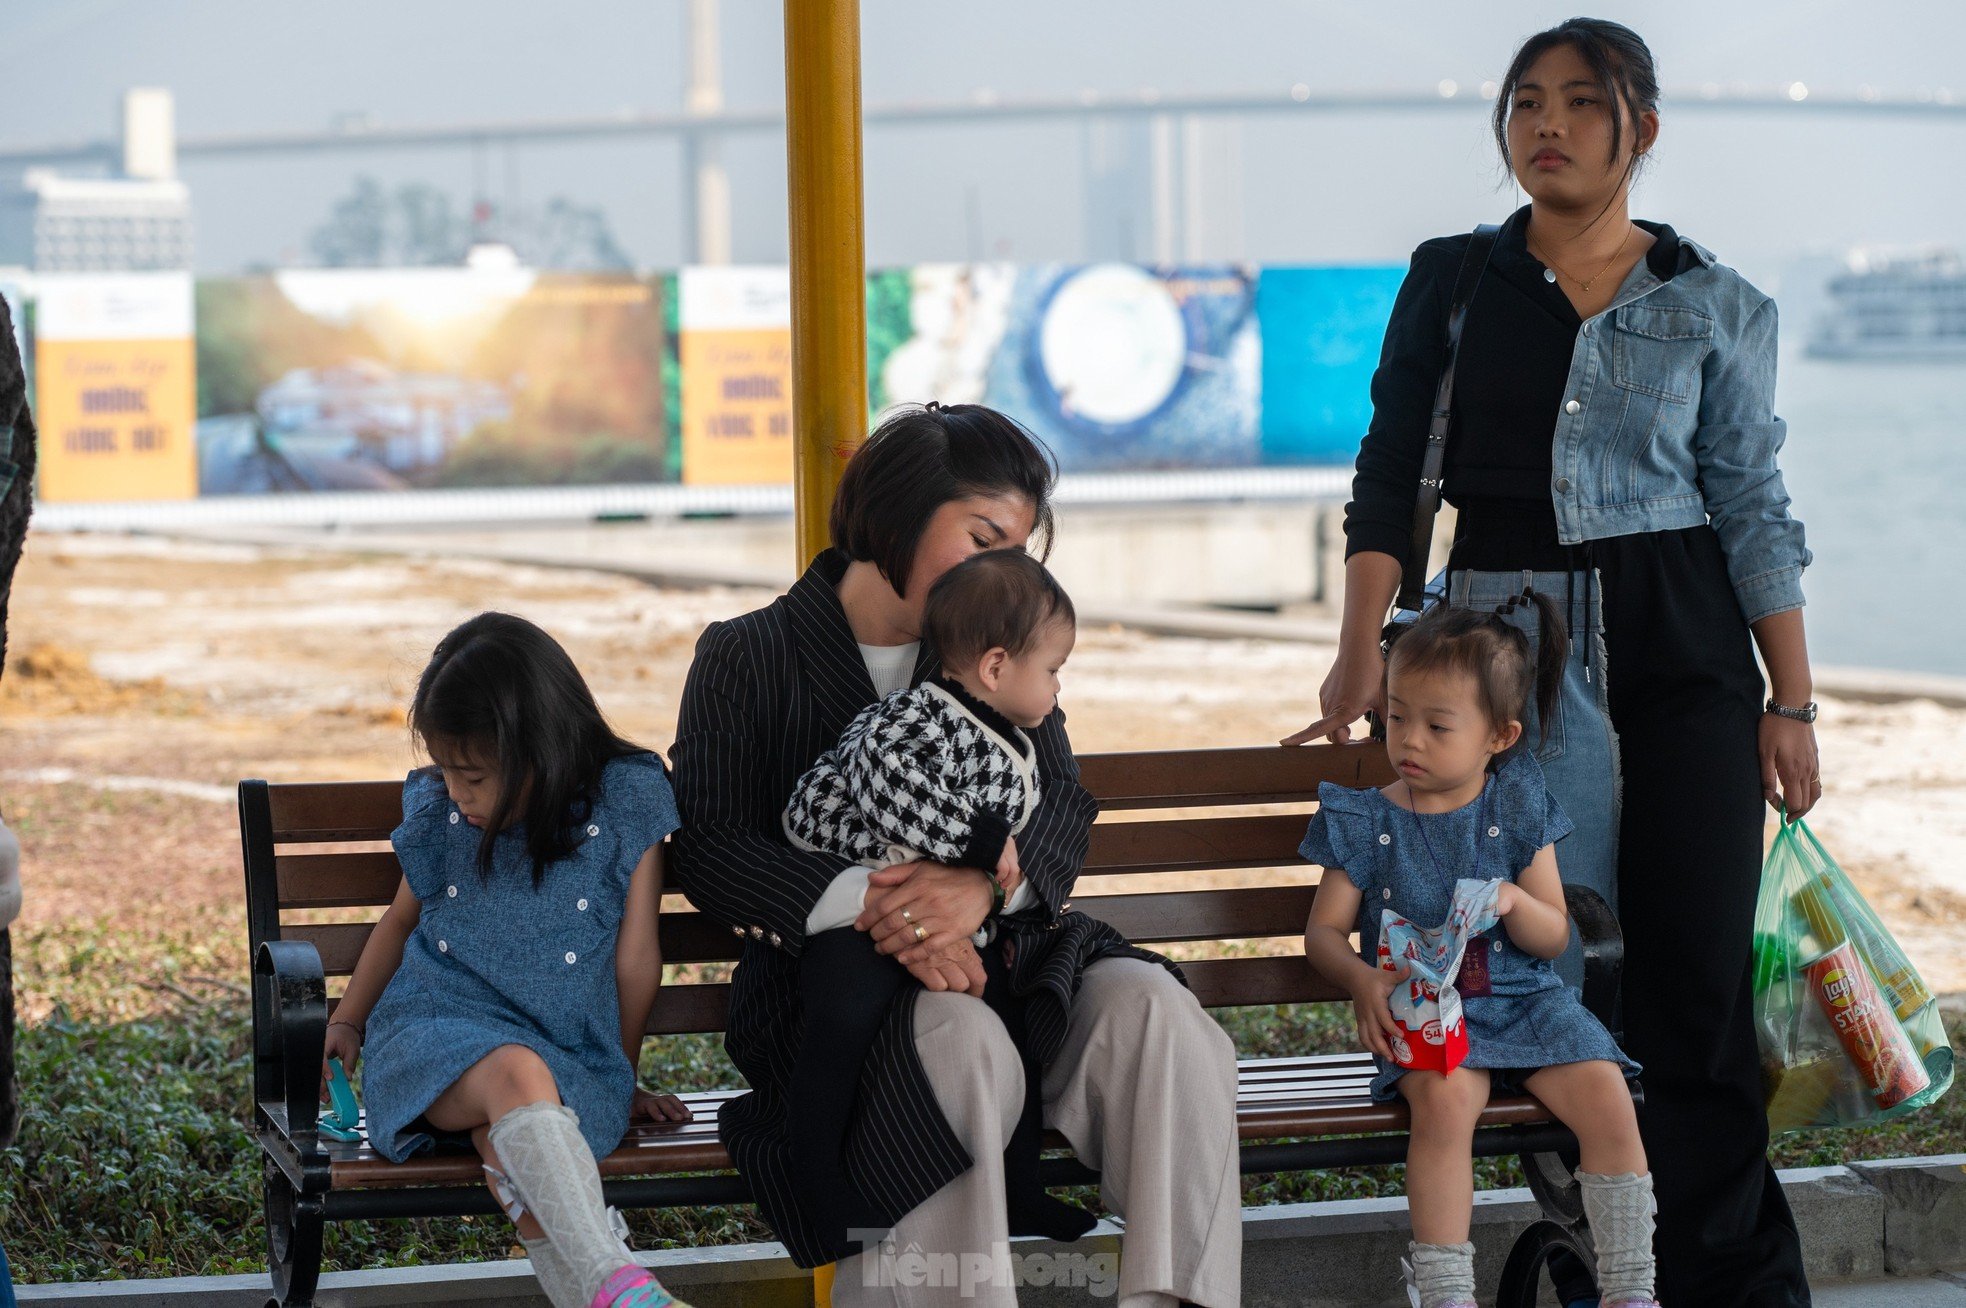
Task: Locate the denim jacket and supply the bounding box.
[1348,215,1810,625]
[1553,234,1808,622]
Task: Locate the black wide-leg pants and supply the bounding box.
[1597,525,1811,1307]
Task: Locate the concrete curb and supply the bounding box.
[20,1155,1966,1306]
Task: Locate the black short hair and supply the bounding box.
[409,611,644,886]
[924,549,1076,671]
[829,403,1058,598]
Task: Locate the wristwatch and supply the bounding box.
[1765,698,1819,724]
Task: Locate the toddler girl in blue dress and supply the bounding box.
[1300,598,1659,1308]
[323,612,693,1308]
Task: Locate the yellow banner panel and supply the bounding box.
[35,335,197,503]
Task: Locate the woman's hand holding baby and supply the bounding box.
[859,860,995,993]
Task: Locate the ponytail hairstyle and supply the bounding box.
[409,612,644,886]
[1385,594,1569,754]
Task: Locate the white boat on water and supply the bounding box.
[1808,248,1966,360]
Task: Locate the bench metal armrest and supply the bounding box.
[1564,884,1623,1031]
[254,940,328,1154]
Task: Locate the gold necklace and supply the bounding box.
[1531,223,1635,292]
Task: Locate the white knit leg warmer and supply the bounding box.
[487,1103,634,1308]
[1579,1169,1658,1305]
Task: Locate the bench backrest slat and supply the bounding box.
[242,742,1393,1029]
[1076,745,1385,809]
[282,884,1323,974]
[273,812,1319,917]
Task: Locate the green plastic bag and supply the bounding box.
[1752,815,1953,1134]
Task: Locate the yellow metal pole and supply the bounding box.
[784,0,868,568]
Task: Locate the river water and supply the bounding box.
[1775,347,1964,677]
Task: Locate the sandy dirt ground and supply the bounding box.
[3,530,1961,999]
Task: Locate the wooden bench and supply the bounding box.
[242,742,1629,1308]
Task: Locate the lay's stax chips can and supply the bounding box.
[1802,942,1929,1109]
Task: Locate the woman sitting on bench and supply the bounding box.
[669,403,1244,1308]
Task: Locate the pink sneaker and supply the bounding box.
[590,1265,689,1308]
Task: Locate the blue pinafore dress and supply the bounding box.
[359,752,681,1161]
[1298,752,1640,1100]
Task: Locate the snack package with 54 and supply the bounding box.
[1378,877,1504,1073]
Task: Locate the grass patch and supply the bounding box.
[3,915,1961,1283]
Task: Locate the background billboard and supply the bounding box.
[17,260,1407,500]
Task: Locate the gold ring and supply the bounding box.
[912,923,928,943]
[900,908,914,924]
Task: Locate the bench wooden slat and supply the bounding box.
[1076,743,1393,809]
[274,821,1324,915]
[1183,954,1345,1007]
[261,743,1392,847]
[298,947,1331,1032]
[288,906,747,967]
[293,885,1325,970]
[289,885,1319,973]
[1073,885,1314,941]
[268,781,406,844]
[1082,814,1312,875]
[277,852,401,908]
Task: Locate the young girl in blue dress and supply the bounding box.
[322,612,693,1308]
[1300,599,1658,1308]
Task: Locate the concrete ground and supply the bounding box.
[21,1152,1966,1305]
[1817,1273,1966,1306]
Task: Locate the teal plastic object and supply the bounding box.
[319,1056,363,1142]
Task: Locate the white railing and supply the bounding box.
[34,467,1352,532]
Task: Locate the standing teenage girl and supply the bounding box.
[1286,19,1816,1307]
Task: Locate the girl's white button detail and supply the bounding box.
[1488,826,1501,838]
[449,811,459,825]
[1378,834,1392,846]
[438,939,448,952]
[564,951,577,965]
[577,898,588,911]
[446,885,457,897]
[586,824,600,837]
[1382,888,1392,901]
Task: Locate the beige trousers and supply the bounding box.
[831,958,1242,1308]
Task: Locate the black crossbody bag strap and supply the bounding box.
[1395,222,1500,612]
